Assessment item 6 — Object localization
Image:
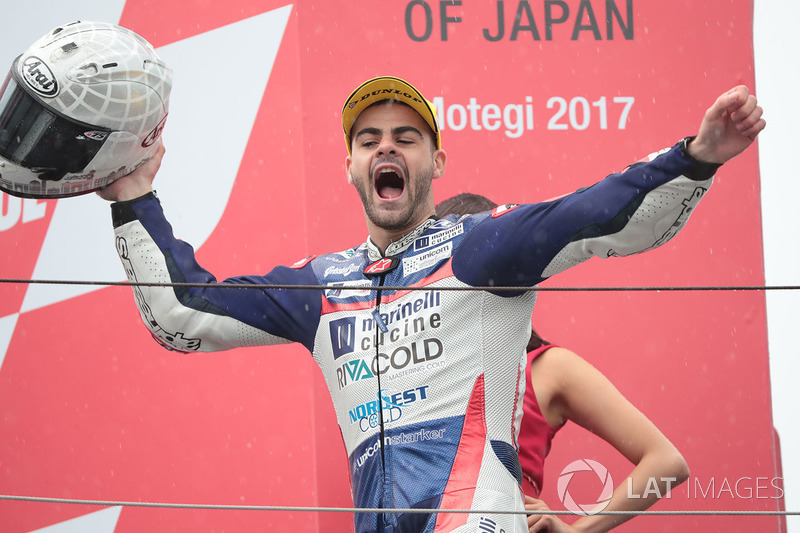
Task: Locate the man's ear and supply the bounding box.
[345,155,354,185]
[432,149,447,180]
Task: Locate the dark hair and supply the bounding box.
[525,328,550,351]
[435,193,550,352]
[435,192,498,217]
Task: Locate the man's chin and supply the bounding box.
[367,209,414,232]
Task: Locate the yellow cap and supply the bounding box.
[342,76,441,154]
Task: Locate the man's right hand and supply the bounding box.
[96,140,164,202]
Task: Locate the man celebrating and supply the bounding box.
[99,76,764,532]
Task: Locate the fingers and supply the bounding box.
[730,94,758,122]
[741,116,767,139]
[96,139,164,201]
[529,514,554,532]
[727,91,766,140]
[731,95,766,139]
[145,139,166,169]
[701,85,765,146]
[726,85,750,110]
[152,138,166,159]
[525,496,551,511]
[737,105,766,139]
[705,85,747,121]
[709,85,759,121]
[526,497,553,531]
[527,512,550,531]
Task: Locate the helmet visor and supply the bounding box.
[0,66,110,180]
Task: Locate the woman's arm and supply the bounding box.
[528,347,690,533]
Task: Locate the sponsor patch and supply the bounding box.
[364,256,400,277]
[325,280,373,299]
[335,249,357,259]
[348,386,430,432]
[354,426,447,470]
[324,263,361,278]
[402,242,452,276]
[330,317,358,359]
[414,223,463,251]
[491,203,519,218]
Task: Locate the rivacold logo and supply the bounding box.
[21,56,58,97]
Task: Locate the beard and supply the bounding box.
[352,161,435,231]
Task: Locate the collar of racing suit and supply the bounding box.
[365,216,439,261]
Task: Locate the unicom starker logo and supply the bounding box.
[557,459,614,515]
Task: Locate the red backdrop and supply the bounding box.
[0,1,784,531]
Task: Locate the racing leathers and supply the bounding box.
[110,139,718,533]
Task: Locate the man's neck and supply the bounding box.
[368,217,438,257]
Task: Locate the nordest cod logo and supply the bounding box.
[20,56,59,97]
[348,385,429,432]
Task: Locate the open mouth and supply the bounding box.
[374,166,405,200]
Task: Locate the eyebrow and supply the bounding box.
[354,125,425,141]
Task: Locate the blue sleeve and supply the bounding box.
[112,193,322,352]
[451,142,716,290]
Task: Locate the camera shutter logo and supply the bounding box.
[557,459,614,515]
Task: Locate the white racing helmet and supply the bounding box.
[0,21,172,199]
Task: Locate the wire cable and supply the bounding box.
[0,277,798,292]
[0,494,796,516]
